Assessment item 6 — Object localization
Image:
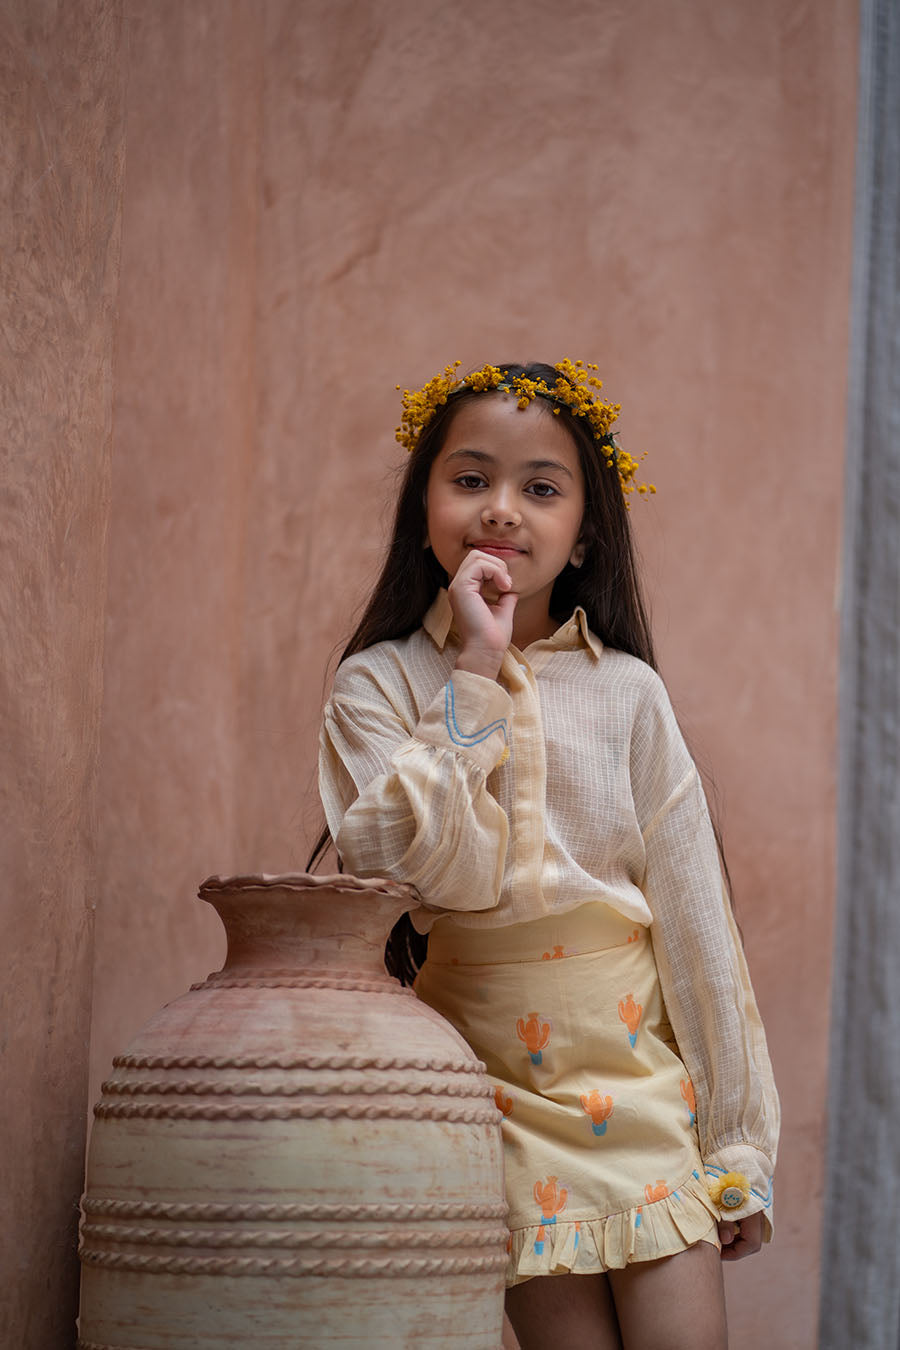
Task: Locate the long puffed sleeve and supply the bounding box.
[319,653,512,917]
[632,680,780,1236]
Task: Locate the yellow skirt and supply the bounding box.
[414,903,720,1286]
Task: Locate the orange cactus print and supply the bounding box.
[618,992,642,1046]
[516,1011,551,1065]
[627,928,642,943]
[534,1176,568,1224]
[580,1089,614,1137]
[644,1180,670,1204]
[541,945,565,960]
[680,1077,696,1126]
[494,1086,514,1117]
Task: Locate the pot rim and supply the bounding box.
[198,871,420,904]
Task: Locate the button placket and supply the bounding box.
[500,650,547,917]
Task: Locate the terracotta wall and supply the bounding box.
[0,1,124,1342]
[89,2,259,1112]
[2,0,856,1343]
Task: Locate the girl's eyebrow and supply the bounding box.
[444,448,574,480]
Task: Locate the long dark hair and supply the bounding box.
[309,363,659,980]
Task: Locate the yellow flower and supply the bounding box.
[393,359,654,500]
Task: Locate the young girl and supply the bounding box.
[317,360,779,1349]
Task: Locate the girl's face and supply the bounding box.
[425,394,585,637]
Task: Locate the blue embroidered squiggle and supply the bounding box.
[443,680,509,751]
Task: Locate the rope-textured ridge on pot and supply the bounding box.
[82,1198,509,1223]
[99,1076,494,1100]
[92,1100,501,1123]
[112,1052,486,1073]
[78,1250,509,1278]
[80,1223,510,1251]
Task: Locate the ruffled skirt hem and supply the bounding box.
[506,1168,720,1285]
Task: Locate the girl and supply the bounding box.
[316,360,779,1350]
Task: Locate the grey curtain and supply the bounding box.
[820,1,900,1346]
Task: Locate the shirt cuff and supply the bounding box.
[703,1145,775,1241]
[414,672,513,774]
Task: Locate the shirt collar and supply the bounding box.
[423,588,456,648]
[422,589,603,659]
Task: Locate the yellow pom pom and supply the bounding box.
[708,1172,750,1211]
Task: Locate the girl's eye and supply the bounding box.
[527,482,559,498]
[455,474,486,490]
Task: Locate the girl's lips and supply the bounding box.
[468,542,526,557]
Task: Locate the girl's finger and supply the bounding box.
[719,1212,763,1261]
[490,591,518,619]
[457,549,512,589]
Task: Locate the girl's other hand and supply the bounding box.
[718,1210,764,1261]
[450,549,517,680]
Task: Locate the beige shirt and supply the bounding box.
[319,590,779,1229]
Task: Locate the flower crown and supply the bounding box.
[395,358,655,498]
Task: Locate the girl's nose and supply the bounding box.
[482,500,521,528]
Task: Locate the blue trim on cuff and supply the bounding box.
[443,679,509,751]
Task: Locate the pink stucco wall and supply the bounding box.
[0,1,124,1341]
[2,1,856,1342]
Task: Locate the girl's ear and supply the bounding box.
[569,540,585,568]
[423,529,431,550]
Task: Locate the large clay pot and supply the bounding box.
[78,873,507,1348]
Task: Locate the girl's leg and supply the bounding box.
[606,1240,728,1350]
[504,1272,623,1350]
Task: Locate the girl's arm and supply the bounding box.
[633,682,780,1240]
[320,656,512,913]
[320,552,518,912]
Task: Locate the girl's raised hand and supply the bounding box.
[449,549,518,680]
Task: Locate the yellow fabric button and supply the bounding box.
[708,1171,750,1211]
